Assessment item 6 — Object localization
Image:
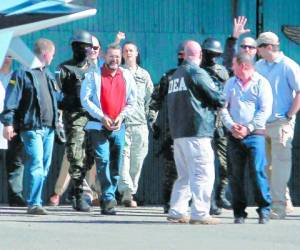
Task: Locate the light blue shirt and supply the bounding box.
[221,72,273,132]
[255,52,300,122]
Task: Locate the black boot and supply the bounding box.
[163,203,170,214]
[210,199,222,215]
[101,199,117,215]
[9,195,26,207]
[72,181,91,212]
[73,194,91,212]
[216,184,232,210]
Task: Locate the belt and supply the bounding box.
[250,129,266,136]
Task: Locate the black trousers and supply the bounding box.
[6,134,25,203]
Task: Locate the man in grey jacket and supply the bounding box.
[80,43,136,215]
[167,40,225,225]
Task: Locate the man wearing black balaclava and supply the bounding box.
[201,38,231,216]
[148,41,186,213]
[57,30,93,212]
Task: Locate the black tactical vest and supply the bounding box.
[59,59,91,112]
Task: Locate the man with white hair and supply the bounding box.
[223,16,257,74]
[167,40,225,225]
[256,31,300,219]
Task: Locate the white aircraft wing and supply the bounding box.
[0,0,97,67]
[0,31,13,67]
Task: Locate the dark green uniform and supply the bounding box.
[203,63,231,209]
[58,60,94,195]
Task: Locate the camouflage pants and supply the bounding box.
[214,135,228,188]
[212,133,231,206]
[158,135,177,205]
[63,111,94,189]
[163,157,177,205]
[118,125,149,201]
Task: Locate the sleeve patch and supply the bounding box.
[9,79,16,85]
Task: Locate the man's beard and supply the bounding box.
[106,62,119,70]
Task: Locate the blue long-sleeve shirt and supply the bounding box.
[221,72,273,132]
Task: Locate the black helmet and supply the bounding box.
[71,30,93,45]
[177,40,188,53]
[202,38,223,54]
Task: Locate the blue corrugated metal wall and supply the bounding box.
[23,0,233,84]
[1,0,300,205]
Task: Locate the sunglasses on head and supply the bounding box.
[240,44,256,50]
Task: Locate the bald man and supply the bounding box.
[167,40,225,225]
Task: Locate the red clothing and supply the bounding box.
[100,66,126,120]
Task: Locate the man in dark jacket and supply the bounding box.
[148,42,185,213]
[0,55,26,207]
[167,40,225,225]
[1,38,60,215]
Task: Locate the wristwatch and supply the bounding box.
[285,113,293,121]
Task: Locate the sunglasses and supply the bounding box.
[240,45,256,50]
[257,43,271,48]
[92,46,100,50]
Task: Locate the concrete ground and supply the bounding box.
[1,205,300,250]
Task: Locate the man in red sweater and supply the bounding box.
[80,44,136,215]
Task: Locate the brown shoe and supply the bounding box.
[123,199,137,208]
[286,200,295,214]
[92,199,100,207]
[190,217,220,225]
[167,215,190,223]
[49,194,60,206]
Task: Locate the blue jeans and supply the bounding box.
[21,127,54,207]
[89,124,125,202]
[227,135,271,218]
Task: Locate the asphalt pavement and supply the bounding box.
[1,205,300,250]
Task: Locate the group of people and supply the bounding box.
[162,16,300,224]
[0,31,153,216]
[0,16,299,225]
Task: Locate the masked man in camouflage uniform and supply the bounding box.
[57,30,93,212]
[201,38,231,215]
